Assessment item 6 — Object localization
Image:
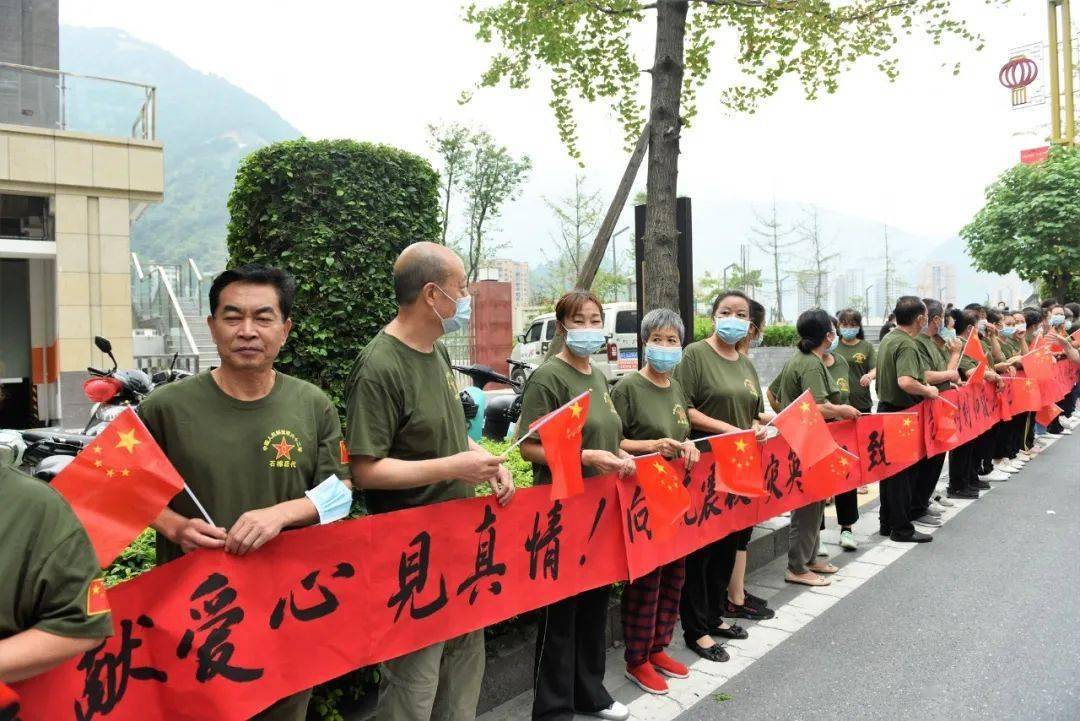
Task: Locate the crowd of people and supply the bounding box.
[2,240,1078,721]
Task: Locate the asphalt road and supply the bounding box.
[676,434,1080,721]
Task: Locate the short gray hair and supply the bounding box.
[640,308,685,343]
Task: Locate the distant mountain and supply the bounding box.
[60,26,301,270]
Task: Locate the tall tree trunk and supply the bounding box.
[642,0,687,313]
[440,170,453,245]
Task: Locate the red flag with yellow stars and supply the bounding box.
[531,390,591,500]
[856,412,921,483]
[967,361,987,385]
[931,398,959,443]
[1022,348,1054,381]
[962,330,988,367]
[86,578,111,616]
[631,455,691,537]
[50,408,184,566]
[772,389,838,470]
[708,430,766,497]
[1035,403,1062,427]
[1010,376,1042,413]
[806,446,859,497]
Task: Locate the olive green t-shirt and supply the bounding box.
[672,340,764,433]
[771,350,840,409]
[0,465,113,640]
[825,353,851,406]
[140,371,347,564]
[914,334,951,390]
[516,357,623,486]
[611,371,692,443]
[345,331,471,514]
[834,339,876,411]
[875,329,925,409]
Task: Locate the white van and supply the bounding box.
[509,302,639,384]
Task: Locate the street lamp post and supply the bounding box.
[611,226,629,301]
[864,284,874,321]
[722,262,741,291]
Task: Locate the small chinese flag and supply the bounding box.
[708,430,765,497]
[531,390,591,500]
[1071,328,1080,343]
[0,682,19,720]
[86,578,111,616]
[806,446,858,497]
[632,455,691,535]
[968,360,987,385]
[1035,403,1063,427]
[867,413,922,464]
[1022,348,1054,381]
[772,389,838,470]
[931,399,959,443]
[962,331,988,367]
[50,408,185,566]
[1010,377,1042,413]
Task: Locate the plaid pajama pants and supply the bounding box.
[620,558,687,667]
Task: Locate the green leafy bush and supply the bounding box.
[692,315,712,342]
[226,139,442,418]
[104,529,156,587]
[761,324,798,347]
[477,437,533,490]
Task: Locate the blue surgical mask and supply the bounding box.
[939,327,957,343]
[645,344,682,373]
[1016,323,1026,334]
[977,319,987,334]
[305,475,353,524]
[565,328,606,357]
[1050,315,1065,327]
[434,286,471,335]
[828,333,839,352]
[839,327,859,341]
[750,336,764,348]
[1001,326,1016,337]
[714,317,750,345]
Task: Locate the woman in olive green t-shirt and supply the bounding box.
[672,291,769,663]
[823,314,861,552]
[769,309,860,588]
[517,291,634,721]
[611,308,702,694]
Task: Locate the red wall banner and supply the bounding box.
[12,364,1078,721]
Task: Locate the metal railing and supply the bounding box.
[135,353,201,375]
[0,61,156,140]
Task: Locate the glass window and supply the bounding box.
[544,321,556,340]
[615,310,638,335]
[0,194,51,240]
[525,322,543,343]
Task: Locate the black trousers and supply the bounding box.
[910,452,946,517]
[948,439,976,492]
[876,401,916,535]
[533,586,613,721]
[820,490,859,529]
[680,533,738,642]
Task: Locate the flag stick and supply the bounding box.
[184,483,216,527]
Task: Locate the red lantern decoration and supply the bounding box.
[998,56,1038,106]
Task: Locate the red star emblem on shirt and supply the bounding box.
[271,437,295,460]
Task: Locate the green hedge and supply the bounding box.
[226,138,442,417]
[761,324,798,347]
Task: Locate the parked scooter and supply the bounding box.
[81,336,191,435]
[452,359,529,442]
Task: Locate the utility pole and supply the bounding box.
[883,224,892,317]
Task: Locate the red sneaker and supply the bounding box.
[649,651,690,679]
[625,662,668,694]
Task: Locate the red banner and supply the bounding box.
[13,362,1079,721]
[855,413,922,484]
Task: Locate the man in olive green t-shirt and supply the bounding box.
[346,242,513,721]
[909,299,962,526]
[143,265,350,721]
[0,464,112,684]
[874,296,940,543]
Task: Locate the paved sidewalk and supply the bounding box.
[479,431,1079,721]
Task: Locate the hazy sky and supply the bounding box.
[60,0,1057,267]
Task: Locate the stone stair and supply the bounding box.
[176,297,219,370]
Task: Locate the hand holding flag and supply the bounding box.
[771,390,838,470]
